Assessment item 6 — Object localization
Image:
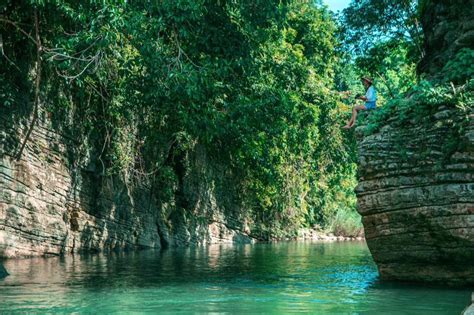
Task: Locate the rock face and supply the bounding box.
[0,113,254,258]
[419,0,474,76]
[356,108,474,285]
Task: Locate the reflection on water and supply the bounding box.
[0,242,471,313]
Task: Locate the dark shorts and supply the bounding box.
[365,101,376,110]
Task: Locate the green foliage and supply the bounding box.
[326,207,363,237]
[1,0,359,239]
[364,79,473,134]
[441,48,474,84]
[336,0,422,111]
[355,40,417,98]
[340,0,423,60]
[5,0,466,241]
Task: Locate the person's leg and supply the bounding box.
[342,116,353,128]
[348,106,358,126]
[348,105,366,128]
[343,105,363,128]
[343,107,357,128]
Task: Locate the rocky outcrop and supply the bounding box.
[358,0,474,286]
[0,113,254,258]
[356,107,474,285]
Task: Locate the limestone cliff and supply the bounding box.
[356,106,474,285]
[0,112,254,258]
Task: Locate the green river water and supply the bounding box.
[0,241,471,314]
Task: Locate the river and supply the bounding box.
[0,241,471,313]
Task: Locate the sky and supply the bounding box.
[323,0,351,12]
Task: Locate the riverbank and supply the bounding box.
[296,228,365,242]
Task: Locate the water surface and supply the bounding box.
[0,241,471,313]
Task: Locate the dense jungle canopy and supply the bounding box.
[1,0,472,239]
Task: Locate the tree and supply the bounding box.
[340,0,424,61]
[354,40,417,98]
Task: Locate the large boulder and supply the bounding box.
[356,107,474,285]
[356,0,474,287]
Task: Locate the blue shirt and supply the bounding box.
[365,86,376,109]
[365,86,376,102]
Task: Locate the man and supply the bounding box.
[343,77,376,129]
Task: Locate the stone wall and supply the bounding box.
[0,113,254,258]
[356,107,474,285]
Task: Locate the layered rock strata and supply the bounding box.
[356,108,474,285]
[0,113,253,258]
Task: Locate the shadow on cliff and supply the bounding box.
[168,145,256,245]
[2,88,254,255]
[43,104,166,254]
[0,260,9,279]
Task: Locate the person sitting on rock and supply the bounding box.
[343,76,376,129]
